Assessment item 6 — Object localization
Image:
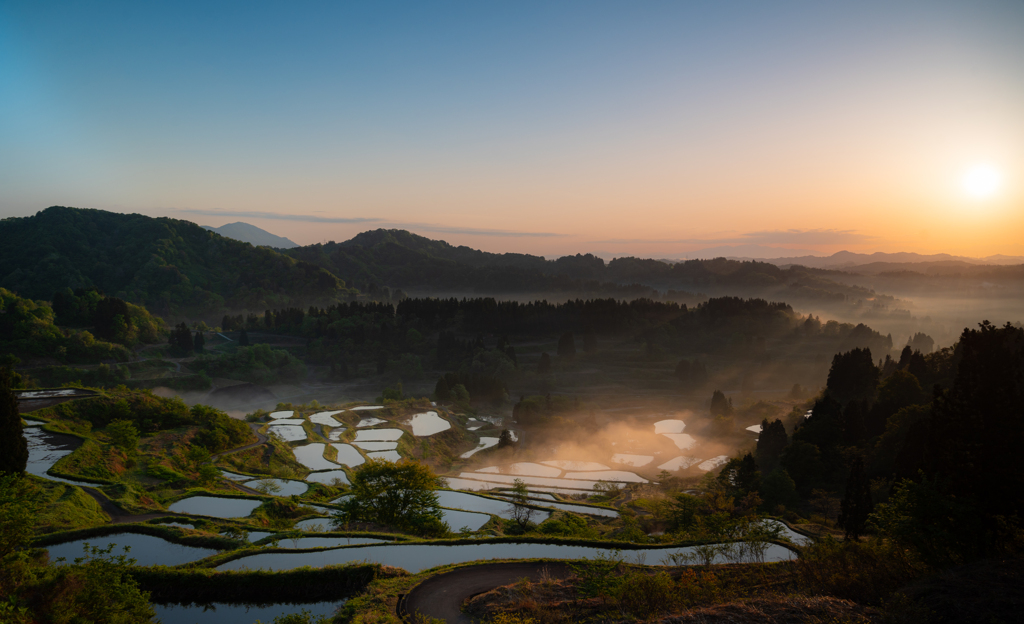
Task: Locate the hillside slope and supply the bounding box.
[0,207,351,317]
[284,229,889,307]
[201,222,299,248]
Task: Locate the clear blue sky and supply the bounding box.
[2,1,1022,257]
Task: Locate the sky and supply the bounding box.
[1,1,1022,259]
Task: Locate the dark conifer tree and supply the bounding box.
[735,453,761,493]
[238,328,250,346]
[826,348,879,404]
[193,331,205,354]
[838,456,873,540]
[557,332,576,358]
[434,377,451,401]
[537,352,552,373]
[756,418,789,473]
[0,368,28,475]
[710,390,732,417]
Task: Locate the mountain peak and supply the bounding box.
[202,222,298,248]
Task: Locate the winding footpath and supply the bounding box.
[402,562,574,624]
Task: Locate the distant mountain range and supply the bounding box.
[2,209,1020,322]
[676,248,1024,268]
[201,222,298,248]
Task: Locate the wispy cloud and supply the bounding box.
[593,229,877,246]
[177,208,564,238]
[178,208,382,224]
[394,222,565,238]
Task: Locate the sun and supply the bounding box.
[961,164,1002,199]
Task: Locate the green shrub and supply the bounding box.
[615,571,676,620]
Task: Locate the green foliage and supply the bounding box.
[106,419,139,453]
[0,206,349,317]
[0,369,28,475]
[189,404,252,453]
[255,609,330,624]
[538,512,596,539]
[0,288,131,363]
[614,570,676,620]
[190,344,307,385]
[870,475,985,568]
[796,536,924,606]
[335,460,449,537]
[569,550,623,601]
[43,543,156,623]
[506,478,535,530]
[0,475,38,558]
[759,467,799,511]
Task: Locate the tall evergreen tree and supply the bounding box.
[838,456,873,540]
[193,331,205,354]
[238,328,250,346]
[537,352,552,373]
[756,418,788,473]
[434,377,451,402]
[0,368,28,475]
[556,332,576,358]
[826,347,879,404]
[709,390,732,417]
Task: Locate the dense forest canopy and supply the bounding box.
[283,228,892,307]
[0,206,352,317]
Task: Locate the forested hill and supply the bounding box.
[0,207,352,317]
[284,228,892,307]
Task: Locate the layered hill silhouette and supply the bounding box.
[0,207,350,317]
[11,209,1016,322]
[201,222,298,248]
[283,228,886,306]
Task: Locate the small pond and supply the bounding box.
[405,411,450,436]
[561,470,647,483]
[697,456,730,471]
[460,437,498,458]
[153,601,342,624]
[366,450,402,462]
[327,428,346,441]
[268,411,295,419]
[444,477,591,496]
[168,496,263,518]
[353,441,398,451]
[246,478,308,497]
[294,517,334,532]
[353,429,404,442]
[477,462,560,477]
[293,444,339,471]
[267,424,307,442]
[245,531,276,542]
[218,541,796,574]
[46,533,220,567]
[436,491,551,523]
[654,419,686,434]
[275,536,386,549]
[305,470,350,485]
[662,433,697,450]
[330,443,365,467]
[457,472,610,492]
[219,470,256,481]
[442,508,492,532]
[308,411,345,426]
[658,456,702,471]
[610,454,653,467]
[23,427,96,486]
[350,405,384,411]
[541,460,610,471]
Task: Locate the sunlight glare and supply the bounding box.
[962,165,1002,199]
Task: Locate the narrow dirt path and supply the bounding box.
[403,561,574,623]
[211,423,268,461]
